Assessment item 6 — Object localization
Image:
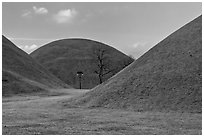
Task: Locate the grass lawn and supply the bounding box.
[2,89,202,135]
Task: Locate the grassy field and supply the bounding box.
[2,89,202,135]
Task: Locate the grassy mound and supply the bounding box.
[2,35,70,96]
[70,15,202,113]
[30,39,134,89]
[2,70,48,96]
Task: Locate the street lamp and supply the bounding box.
[77,71,83,89]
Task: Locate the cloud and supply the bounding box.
[29,44,38,49]
[53,9,77,24]
[20,44,38,53]
[128,42,153,59]
[21,6,48,17]
[21,10,32,17]
[33,6,48,15]
[132,42,147,48]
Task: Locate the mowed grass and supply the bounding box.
[2,89,202,135]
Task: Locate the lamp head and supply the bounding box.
[77,71,83,76]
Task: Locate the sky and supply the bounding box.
[2,2,202,58]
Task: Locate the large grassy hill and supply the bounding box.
[30,39,133,89]
[69,15,202,113]
[2,35,70,96]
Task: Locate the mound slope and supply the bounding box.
[31,39,133,89]
[2,35,70,96]
[70,15,202,113]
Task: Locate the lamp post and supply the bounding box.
[77,71,83,89]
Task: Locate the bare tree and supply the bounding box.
[92,47,114,84]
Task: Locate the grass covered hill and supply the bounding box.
[2,35,70,96]
[70,15,202,113]
[30,39,134,89]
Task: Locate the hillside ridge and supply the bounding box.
[31,38,134,89]
[68,15,202,113]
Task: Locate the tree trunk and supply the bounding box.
[99,75,103,84]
